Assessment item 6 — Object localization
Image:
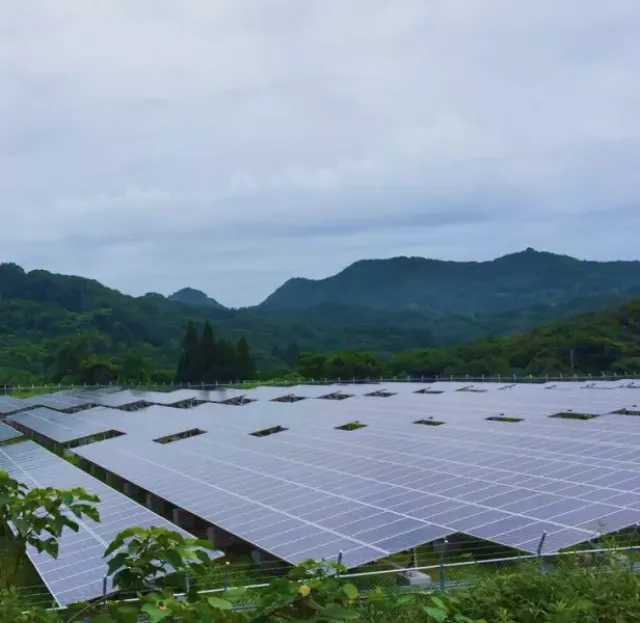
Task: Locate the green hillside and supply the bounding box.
[262,248,640,315]
[297,299,640,379]
[0,264,435,384]
[1,253,639,385]
[167,287,226,308]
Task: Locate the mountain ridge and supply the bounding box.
[260,248,640,314]
[2,248,640,384]
[168,287,225,308]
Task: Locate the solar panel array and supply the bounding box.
[5,381,640,571]
[0,440,221,606]
[0,395,28,415]
[8,407,114,443]
[0,420,21,442]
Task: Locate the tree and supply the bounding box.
[236,337,255,380]
[175,321,200,383]
[198,321,217,384]
[50,343,82,382]
[216,339,238,382]
[119,351,152,383]
[297,353,328,379]
[284,342,301,367]
[76,356,119,385]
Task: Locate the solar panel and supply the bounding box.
[0,395,28,415]
[0,441,222,606]
[0,420,21,442]
[8,407,114,443]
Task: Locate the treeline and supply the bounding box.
[49,340,171,386]
[7,298,640,387]
[36,319,257,388]
[296,299,640,379]
[174,321,255,383]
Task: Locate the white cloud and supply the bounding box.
[1,0,639,305]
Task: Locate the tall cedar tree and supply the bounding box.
[216,339,238,382]
[237,337,255,380]
[198,321,217,383]
[175,321,256,383]
[174,321,200,382]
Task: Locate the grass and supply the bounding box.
[3,388,50,399]
[550,411,600,420]
[613,408,640,416]
[0,436,26,448]
[335,422,367,431]
[250,426,288,437]
[485,416,522,423]
[414,419,444,426]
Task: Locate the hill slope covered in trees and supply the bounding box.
[296,299,640,379]
[262,248,640,315]
[1,252,639,385]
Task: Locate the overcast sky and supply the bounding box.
[1,1,639,307]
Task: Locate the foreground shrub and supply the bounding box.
[457,554,640,623]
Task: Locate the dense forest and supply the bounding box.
[6,298,640,387]
[262,248,640,314]
[296,299,640,380]
[0,252,639,385]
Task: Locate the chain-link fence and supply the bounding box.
[3,373,640,396]
[27,545,640,619]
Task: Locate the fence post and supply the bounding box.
[537,531,547,574]
[434,539,448,590]
[336,550,343,579]
[102,575,108,612]
[628,524,640,571]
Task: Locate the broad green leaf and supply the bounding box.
[207,596,233,610]
[193,538,216,550]
[162,548,183,569]
[13,517,29,535]
[424,606,448,623]
[343,583,360,600]
[61,492,73,506]
[141,602,171,623]
[322,603,360,621]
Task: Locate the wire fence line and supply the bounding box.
[36,545,640,617]
[3,373,640,395]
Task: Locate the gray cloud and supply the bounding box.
[1,0,639,306]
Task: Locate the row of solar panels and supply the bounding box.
[71,417,640,572]
[7,381,640,447]
[2,379,639,417]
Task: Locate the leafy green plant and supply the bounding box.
[0,469,100,587]
[252,561,363,622]
[104,526,218,593]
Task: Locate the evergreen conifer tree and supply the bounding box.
[198,321,217,383]
[216,339,238,382]
[175,321,200,383]
[237,337,255,380]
